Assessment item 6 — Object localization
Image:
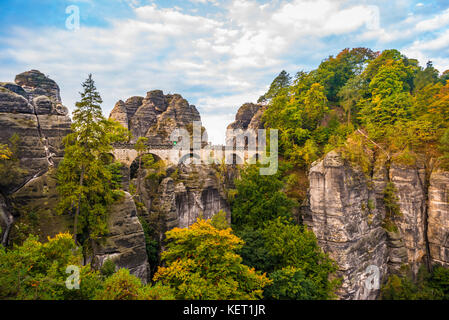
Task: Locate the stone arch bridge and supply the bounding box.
[112,143,263,167]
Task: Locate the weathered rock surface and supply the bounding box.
[7,169,72,244]
[227,103,263,131]
[388,162,427,275]
[93,192,149,283]
[110,90,202,144]
[0,70,71,192]
[428,170,449,267]
[148,164,230,231]
[15,70,62,103]
[305,149,449,299]
[305,151,388,300]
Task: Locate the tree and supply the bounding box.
[258,70,291,103]
[231,164,296,230]
[301,83,329,131]
[57,74,129,248]
[0,233,104,300]
[95,268,175,300]
[338,76,363,124]
[262,218,340,299]
[153,219,271,300]
[263,266,322,300]
[0,134,28,190]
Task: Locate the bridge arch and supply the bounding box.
[130,153,163,180]
[178,153,201,165]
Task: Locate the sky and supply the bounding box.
[1,0,449,144]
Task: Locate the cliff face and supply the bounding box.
[93,192,150,282]
[227,102,264,132]
[305,151,388,300]
[0,71,72,245]
[428,170,449,267]
[110,90,202,144]
[0,71,150,282]
[0,70,71,192]
[153,164,230,231]
[305,151,449,299]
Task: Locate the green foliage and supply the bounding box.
[100,259,116,278]
[235,226,277,273]
[258,70,291,103]
[236,219,340,300]
[264,266,323,300]
[138,216,160,273]
[153,218,271,300]
[95,268,175,300]
[262,218,340,299]
[0,233,103,300]
[0,134,28,189]
[381,265,449,300]
[57,74,129,246]
[382,182,401,232]
[262,47,449,170]
[210,210,230,230]
[231,164,296,230]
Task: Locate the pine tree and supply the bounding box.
[57,74,128,249]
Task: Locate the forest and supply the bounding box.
[1,48,449,300]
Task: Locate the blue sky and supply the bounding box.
[1,0,449,144]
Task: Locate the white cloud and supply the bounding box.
[416,8,449,31]
[0,0,448,144]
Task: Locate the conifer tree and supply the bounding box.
[57,74,128,249]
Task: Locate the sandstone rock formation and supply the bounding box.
[110,90,202,144]
[154,164,231,231]
[305,150,449,299]
[227,102,265,132]
[428,170,449,267]
[93,192,150,283]
[0,70,71,193]
[305,151,388,300]
[0,71,71,244]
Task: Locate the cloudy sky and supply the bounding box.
[1,0,449,144]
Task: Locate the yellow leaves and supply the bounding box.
[0,144,12,160]
[47,232,73,242]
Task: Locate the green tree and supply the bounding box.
[0,233,103,300]
[263,266,322,300]
[153,218,271,300]
[0,134,28,190]
[231,164,296,230]
[258,70,291,103]
[95,268,175,300]
[57,74,128,248]
[262,218,340,299]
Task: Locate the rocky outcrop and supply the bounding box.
[428,170,449,267]
[305,149,449,299]
[7,169,72,244]
[305,151,388,300]
[227,103,264,132]
[388,163,427,275]
[0,70,71,193]
[146,164,230,231]
[110,90,202,144]
[15,70,62,103]
[93,192,149,283]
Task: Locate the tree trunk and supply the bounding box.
[74,166,85,244]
